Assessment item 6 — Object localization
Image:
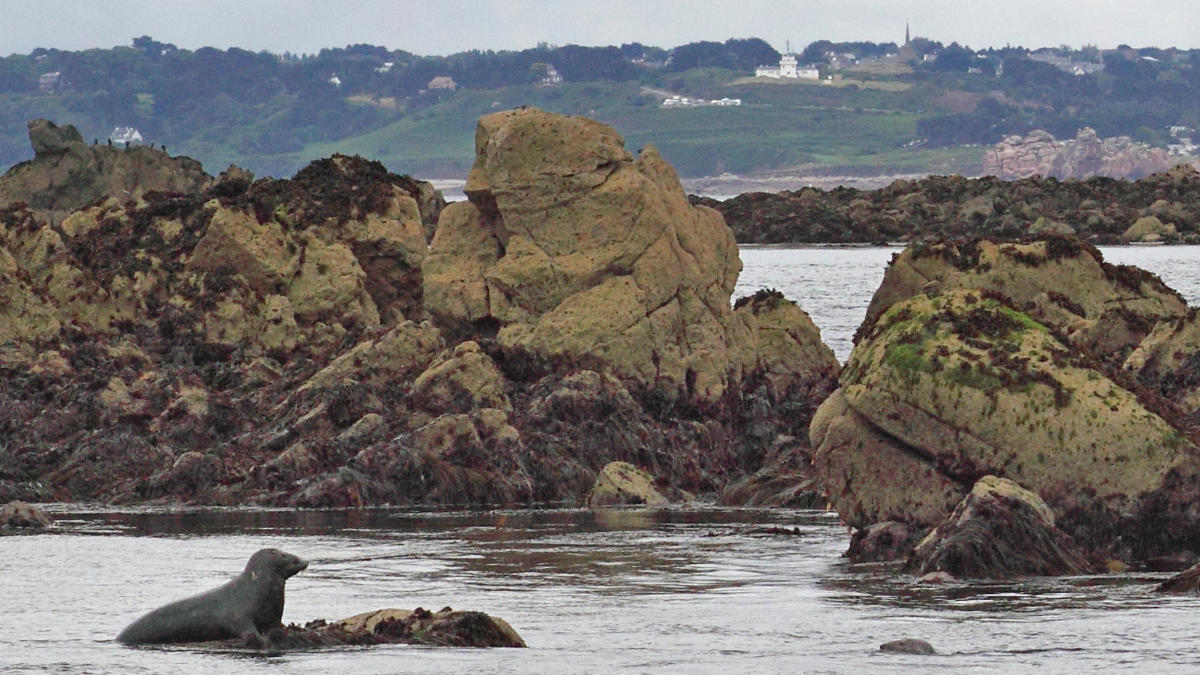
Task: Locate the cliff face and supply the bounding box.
[0,111,840,508]
[982,127,1182,181]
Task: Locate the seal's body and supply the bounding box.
[117,548,307,646]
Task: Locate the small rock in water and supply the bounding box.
[880,638,936,655]
[0,501,52,529]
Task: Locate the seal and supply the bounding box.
[117,548,308,646]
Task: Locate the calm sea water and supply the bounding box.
[8,246,1200,673]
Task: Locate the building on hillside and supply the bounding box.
[1028,49,1104,76]
[539,64,563,86]
[38,72,60,91]
[109,127,143,146]
[427,76,457,91]
[755,52,818,79]
[374,62,394,74]
[328,74,342,87]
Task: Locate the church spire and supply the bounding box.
[905,21,910,47]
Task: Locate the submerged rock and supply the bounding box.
[286,607,526,649]
[905,476,1092,578]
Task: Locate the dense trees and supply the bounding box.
[2,35,1199,175]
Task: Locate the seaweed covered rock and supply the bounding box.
[863,237,1187,369]
[308,607,525,648]
[707,164,1200,245]
[180,607,525,650]
[0,112,836,509]
[811,288,1200,559]
[905,476,1092,578]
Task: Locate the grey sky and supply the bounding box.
[2,0,1189,57]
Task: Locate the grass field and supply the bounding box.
[154,78,983,181]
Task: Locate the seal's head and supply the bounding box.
[245,548,308,580]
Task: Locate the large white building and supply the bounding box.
[755,53,818,80]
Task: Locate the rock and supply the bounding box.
[424,107,764,402]
[1155,562,1200,594]
[706,164,1200,246]
[1,119,210,223]
[983,127,1175,180]
[879,638,936,655]
[904,476,1093,578]
[1123,215,1176,243]
[0,113,838,510]
[0,501,52,529]
[412,341,511,413]
[862,237,1187,367]
[585,461,670,508]
[812,287,1199,559]
[322,607,525,648]
[915,571,956,584]
[717,436,823,508]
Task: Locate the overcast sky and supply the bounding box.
[2,0,1189,57]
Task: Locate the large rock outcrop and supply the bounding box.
[0,112,839,508]
[812,235,1200,562]
[983,127,1180,181]
[424,107,827,403]
[0,120,211,223]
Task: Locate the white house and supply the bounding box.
[755,53,818,80]
[109,127,143,146]
[540,64,563,86]
[38,72,60,91]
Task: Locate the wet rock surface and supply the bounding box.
[277,607,526,649]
